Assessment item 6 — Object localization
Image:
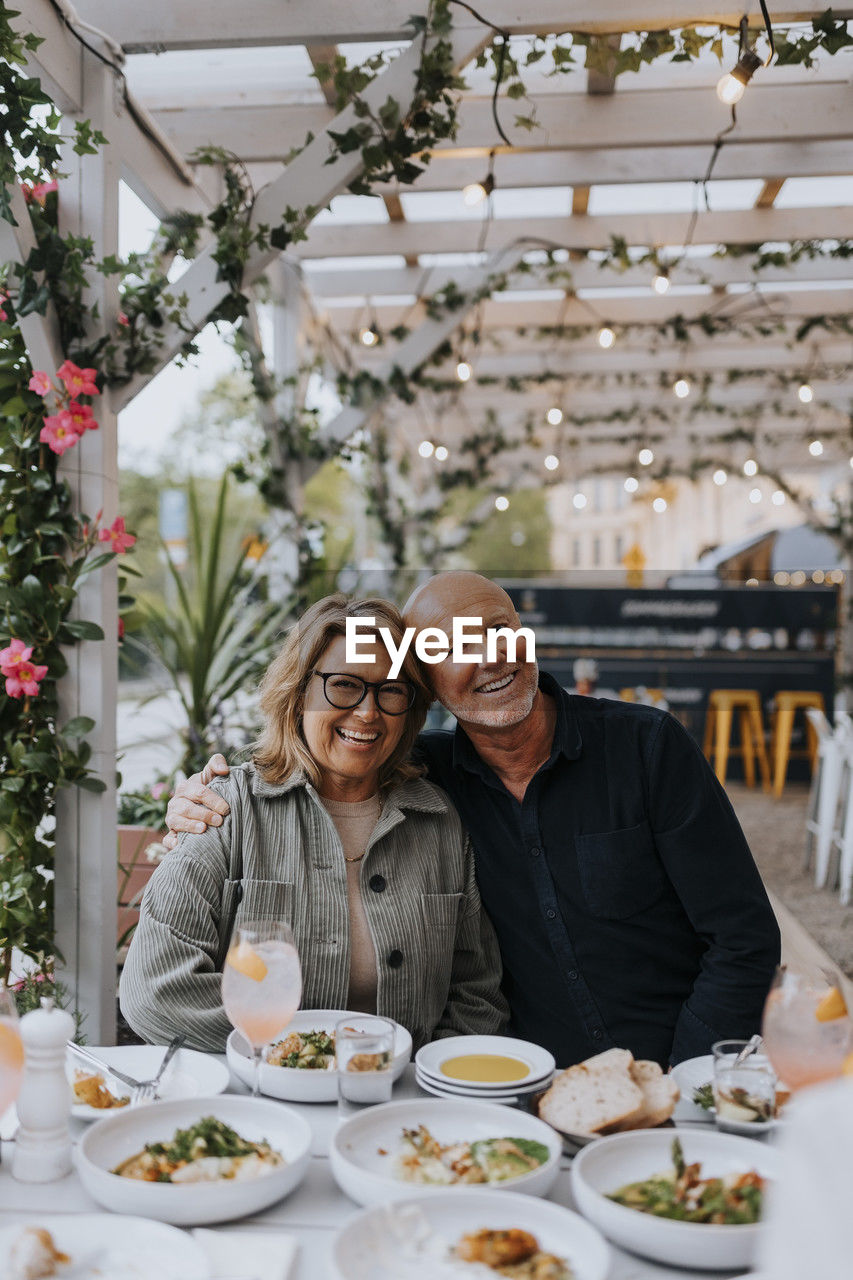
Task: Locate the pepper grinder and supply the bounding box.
[12,995,74,1183]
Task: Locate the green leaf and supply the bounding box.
[62,620,106,641]
[62,716,95,738]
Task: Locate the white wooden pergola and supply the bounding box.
[10,1,853,1036]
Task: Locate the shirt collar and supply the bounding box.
[451,668,583,776]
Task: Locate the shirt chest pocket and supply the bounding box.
[575,820,667,919]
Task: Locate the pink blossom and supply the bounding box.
[150,782,168,800]
[28,370,53,396]
[118,617,125,641]
[66,401,97,433]
[40,412,82,455]
[23,179,58,207]
[0,296,7,323]
[57,360,99,398]
[97,515,136,553]
[118,313,130,327]
[4,659,48,699]
[0,638,34,675]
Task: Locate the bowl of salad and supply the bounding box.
[570,1127,779,1269]
[226,1008,412,1102]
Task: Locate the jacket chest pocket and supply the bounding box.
[421,892,464,930]
[575,820,666,919]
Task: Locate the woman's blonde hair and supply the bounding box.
[253,594,430,789]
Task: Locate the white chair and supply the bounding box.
[834,729,853,905]
[804,708,848,888]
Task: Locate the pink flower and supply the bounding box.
[150,782,167,800]
[0,638,34,675]
[0,296,7,323]
[98,515,136,553]
[4,658,48,699]
[28,370,53,396]
[118,313,129,327]
[118,617,125,641]
[56,360,99,398]
[40,412,82,455]
[66,401,97,433]
[23,179,58,208]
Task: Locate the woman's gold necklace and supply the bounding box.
[343,794,383,863]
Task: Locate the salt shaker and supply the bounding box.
[12,996,74,1182]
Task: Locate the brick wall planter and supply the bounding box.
[117,824,165,958]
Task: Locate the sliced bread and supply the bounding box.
[536,1048,645,1136]
[610,1059,680,1131]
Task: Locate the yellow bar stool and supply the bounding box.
[702,689,771,789]
[771,690,826,797]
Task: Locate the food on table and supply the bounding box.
[693,1080,790,1117]
[72,1070,130,1108]
[394,1124,550,1185]
[714,1083,774,1123]
[266,1029,336,1069]
[8,1226,69,1279]
[454,1228,572,1278]
[112,1115,284,1183]
[440,1053,531,1083]
[537,1048,679,1136]
[608,1136,765,1225]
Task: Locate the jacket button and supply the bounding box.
[546,908,556,919]
[369,874,386,893]
[591,1028,603,1040]
[387,949,403,968]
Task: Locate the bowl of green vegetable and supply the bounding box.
[571,1127,779,1269]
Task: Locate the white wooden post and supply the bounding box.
[54,52,120,1043]
[265,259,305,595]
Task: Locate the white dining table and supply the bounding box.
[0,1063,753,1280]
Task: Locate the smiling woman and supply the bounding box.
[119,594,508,1053]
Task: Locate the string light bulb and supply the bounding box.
[598,325,615,349]
[638,448,654,466]
[456,359,472,382]
[494,495,509,511]
[652,267,671,295]
[544,454,559,471]
[546,406,563,426]
[462,151,496,207]
[673,377,690,399]
[359,325,379,347]
[624,476,639,493]
[716,47,762,104]
[653,497,667,513]
[434,445,448,461]
[743,458,758,477]
[418,440,434,458]
[809,439,824,457]
[713,469,727,486]
[798,381,814,404]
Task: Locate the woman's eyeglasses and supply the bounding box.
[310,671,416,715]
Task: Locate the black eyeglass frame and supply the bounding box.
[309,670,417,715]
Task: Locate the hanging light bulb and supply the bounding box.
[598,325,615,349]
[624,476,639,493]
[716,47,762,104]
[809,439,824,457]
[652,267,670,295]
[749,487,762,503]
[359,324,379,347]
[418,440,435,458]
[713,469,727,486]
[546,406,563,426]
[743,458,758,477]
[573,491,587,510]
[638,448,654,466]
[462,172,495,207]
[495,495,509,511]
[653,497,667,513]
[434,445,448,461]
[456,359,472,382]
[797,381,814,404]
[673,377,690,399]
[544,454,559,471]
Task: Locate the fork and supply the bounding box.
[133,1034,187,1104]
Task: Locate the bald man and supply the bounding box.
[165,572,780,1067]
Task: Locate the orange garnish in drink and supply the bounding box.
[842,1052,853,1077]
[815,986,848,1022]
[227,941,267,982]
[0,1021,24,1069]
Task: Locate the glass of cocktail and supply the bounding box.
[761,967,853,1093]
[222,920,302,1097]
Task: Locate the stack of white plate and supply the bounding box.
[414,1034,555,1103]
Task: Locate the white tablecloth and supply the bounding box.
[0,1063,749,1279]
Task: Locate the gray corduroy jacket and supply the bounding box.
[119,764,508,1052]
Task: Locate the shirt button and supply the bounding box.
[546,909,556,919]
[387,949,404,968]
[591,1028,603,1041]
[530,846,541,857]
[369,874,386,893]
[568,969,578,980]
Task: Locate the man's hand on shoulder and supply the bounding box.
[162,753,232,851]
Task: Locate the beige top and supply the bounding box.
[319,792,380,1014]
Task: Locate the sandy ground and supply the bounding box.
[728,781,853,979]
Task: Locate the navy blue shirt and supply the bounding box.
[417,672,780,1067]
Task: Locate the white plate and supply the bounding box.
[330,1097,562,1206]
[226,1009,412,1102]
[331,1189,611,1280]
[415,1066,552,1100]
[67,1045,230,1121]
[0,1213,210,1278]
[415,1035,555,1090]
[571,1126,779,1271]
[415,1073,521,1104]
[76,1095,312,1225]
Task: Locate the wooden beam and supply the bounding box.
[307,254,853,299]
[151,83,853,160]
[571,186,590,215]
[72,3,853,52]
[319,243,529,449]
[755,178,787,209]
[0,185,65,374]
[298,204,853,258]
[115,20,493,409]
[20,0,83,112]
